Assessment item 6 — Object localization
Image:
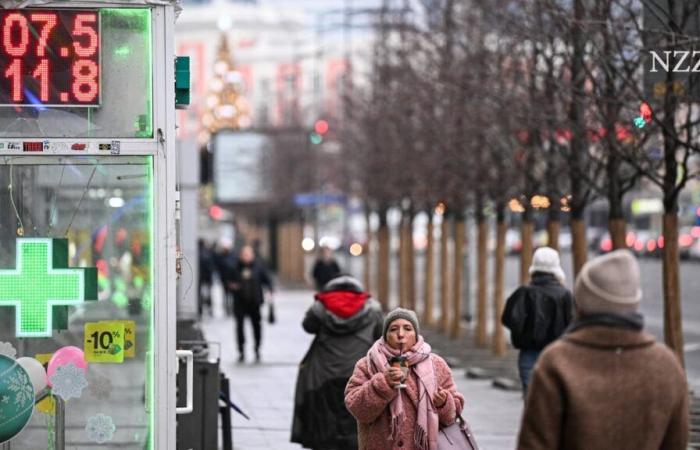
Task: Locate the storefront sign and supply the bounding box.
[0,238,97,337]
[84,322,124,363]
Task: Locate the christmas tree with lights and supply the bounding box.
[200,33,251,141]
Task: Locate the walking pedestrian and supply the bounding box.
[517,249,688,450]
[344,308,465,450]
[501,246,573,393]
[197,239,214,318]
[291,275,383,450]
[311,245,341,291]
[214,237,236,316]
[229,245,274,363]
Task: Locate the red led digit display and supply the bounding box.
[0,10,100,107]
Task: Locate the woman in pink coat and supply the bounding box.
[344,308,465,450]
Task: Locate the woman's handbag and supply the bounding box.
[438,414,479,450]
[267,301,276,324]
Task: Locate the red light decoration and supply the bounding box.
[640,102,652,122]
[0,10,100,106]
[314,119,329,135]
[209,205,224,220]
[601,238,612,253]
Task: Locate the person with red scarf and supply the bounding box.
[291,275,383,450]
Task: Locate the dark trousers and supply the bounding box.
[234,303,262,354]
[518,349,541,395]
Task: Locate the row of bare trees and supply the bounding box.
[327,0,700,365]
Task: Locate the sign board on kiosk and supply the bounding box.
[0,1,181,449]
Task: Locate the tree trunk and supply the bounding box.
[399,213,408,308]
[407,212,416,311]
[451,213,465,339]
[440,212,451,334]
[294,220,305,282]
[663,213,684,366]
[363,210,372,292]
[520,209,534,284]
[570,216,587,277]
[493,209,507,356]
[424,212,435,325]
[609,218,627,250]
[377,210,390,311]
[546,206,560,252]
[475,209,488,347]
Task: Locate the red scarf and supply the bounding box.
[315,291,369,318]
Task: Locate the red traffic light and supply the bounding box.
[314,119,329,135]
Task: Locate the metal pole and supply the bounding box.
[219,375,233,450]
[54,396,65,450]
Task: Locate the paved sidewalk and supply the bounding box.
[200,284,522,449]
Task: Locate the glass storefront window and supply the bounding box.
[0,9,153,139]
[0,156,154,448]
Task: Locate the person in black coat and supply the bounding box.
[291,275,383,450]
[311,246,341,291]
[502,246,573,394]
[229,245,274,363]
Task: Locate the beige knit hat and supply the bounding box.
[574,249,642,315]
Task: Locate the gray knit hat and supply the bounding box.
[574,249,642,315]
[383,308,420,341]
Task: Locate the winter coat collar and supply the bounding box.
[530,272,561,287]
[564,323,655,350]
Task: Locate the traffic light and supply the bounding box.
[310,119,329,144]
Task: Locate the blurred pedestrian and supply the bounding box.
[344,308,465,450]
[502,246,573,393]
[517,250,688,450]
[291,275,383,450]
[214,237,236,316]
[197,239,214,318]
[311,245,341,291]
[229,245,274,363]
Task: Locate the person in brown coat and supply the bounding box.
[344,308,465,450]
[517,249,688,450]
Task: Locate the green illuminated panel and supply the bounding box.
[101,8,153,138]
[0,238,97,338]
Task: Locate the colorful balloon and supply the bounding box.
[16,357,47,395]
[0,355,34,444]
[47,347,87,386]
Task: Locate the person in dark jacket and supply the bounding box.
[502,246,573,393]
[311,246,341,291]
[229,245,274,363]
[197,239,214,317]
[291,275,383,450]
[517,250,688,450]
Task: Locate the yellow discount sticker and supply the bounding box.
[100,320,135,358]
[84,322,125,363]
[120,320,136,358]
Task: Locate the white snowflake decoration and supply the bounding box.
[0,342,16,359]
[88,374,112,400]
[50,363,88,400]
[7,369,34,406]
[85,413,116,444]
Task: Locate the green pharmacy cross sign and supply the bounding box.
[0,238,97,338]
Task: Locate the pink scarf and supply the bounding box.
[367,336,439,450]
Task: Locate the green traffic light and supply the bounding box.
[310,132,323,145]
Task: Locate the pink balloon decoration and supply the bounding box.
[47,346,87,386]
